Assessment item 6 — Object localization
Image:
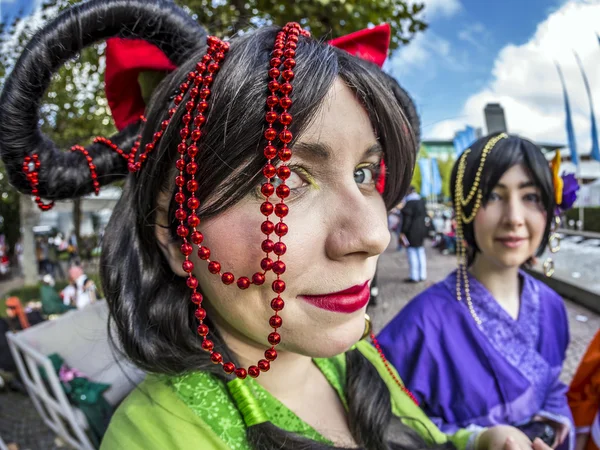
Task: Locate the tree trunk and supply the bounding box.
[19,194,39,286]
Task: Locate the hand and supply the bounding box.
[505,438,554,450]
[479,426,531,450]
[532,415,569,448]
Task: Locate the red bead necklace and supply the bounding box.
[371,333,419,406]
[21,154,54,211]
[151,25,311,380]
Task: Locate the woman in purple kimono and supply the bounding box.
[378,134,574,450]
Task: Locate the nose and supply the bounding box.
[324,189,390,261]
[503,194,526,228]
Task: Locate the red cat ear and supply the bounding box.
[104,38,177,131]
[329,24,391,68]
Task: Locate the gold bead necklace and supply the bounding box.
[454,133,508,326]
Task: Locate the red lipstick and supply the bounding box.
[299,281,371,313]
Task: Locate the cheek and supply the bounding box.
[473,206,498,246]
[528,211,548,243]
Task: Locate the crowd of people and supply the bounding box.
[0,1,598,449]
[0,266,96,394]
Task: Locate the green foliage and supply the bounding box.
[177,0,427,50]
[0,0,117,243]
[0,162,20,255]
[411,160,421,194]
[438,157,455,200]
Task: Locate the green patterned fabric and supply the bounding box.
[101,340,475,449]
[167,352,349,448]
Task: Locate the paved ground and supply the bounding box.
[1,243,599,448]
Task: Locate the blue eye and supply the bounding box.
[488,192,501,201]
[524,193,541,203]
[354,165,376,185]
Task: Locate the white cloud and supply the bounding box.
[421,0,462,20]
[458,23,489,51]
[386,0,464,76]
[386,31,458,76]
[429,0,600,157]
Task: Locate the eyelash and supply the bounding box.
[356,162,382,186]
[488,192,541,203]
[255,161,382,200]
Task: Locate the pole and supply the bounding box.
[577,163,584,230]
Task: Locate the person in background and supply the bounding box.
[67,266,97,309]
[40,274,76,316]
[400,186,428,283]
[378,134,575,450]
[4,297,43,331]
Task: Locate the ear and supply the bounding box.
[155,201,187,277]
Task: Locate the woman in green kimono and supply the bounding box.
[0,1,556,449]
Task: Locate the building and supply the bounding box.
[484,103,508,135]
[36,186,121,236]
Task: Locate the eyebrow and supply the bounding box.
[292,141,383,162]
[495,181,538,189]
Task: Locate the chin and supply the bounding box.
[496,256,528,270]
[283,314,367,358]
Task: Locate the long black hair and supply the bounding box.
[0,1,452,449]
[450,133,556,266]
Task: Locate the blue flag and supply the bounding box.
[431,158,442,196]
[418,158,432,198]
[574,52,600,162]
[555,63,579,166]
[453,126,477,158]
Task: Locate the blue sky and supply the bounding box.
[3,0,600,153]
[386,0,569,139]
[0,0,38,24]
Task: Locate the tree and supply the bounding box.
[0,161,21,257]
[0,0,116,281]
[178,0,427,50]
[438,157,455,201]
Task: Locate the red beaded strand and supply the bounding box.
[93,137,129,161]
[127,116,147,172]
[174,36,228,367]
[257,22,309,372]
[21,154,54,211]
[24,115,146,211]
[161,27,310,379]
[71,145,100,195]
[371,333,419,406]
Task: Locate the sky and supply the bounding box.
[3,0,600,155]
[387,0,600,155]
[0,0,39,22]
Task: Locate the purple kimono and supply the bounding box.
[377,270,574,449]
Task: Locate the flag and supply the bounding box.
[431,158,442,196]
[418,158,432,198]
[574,52,600,162]
[555,63,579,166]
[453,125,477,158]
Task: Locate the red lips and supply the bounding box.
[299,281,371,313]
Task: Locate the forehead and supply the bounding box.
[496,164,535,185]
[296,78,376,158]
